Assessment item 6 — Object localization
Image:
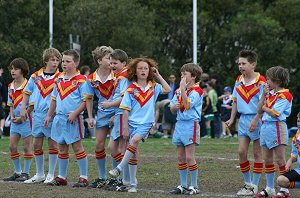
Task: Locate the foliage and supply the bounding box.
[0,0,300,88]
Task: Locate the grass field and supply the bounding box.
[0,136,300,197]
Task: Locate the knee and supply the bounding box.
[253,151,261,160]
[238,149,247,160]
[277,175,289,188]
[95,140,105,150]
[178,156,186,164]
[9,144,18,153]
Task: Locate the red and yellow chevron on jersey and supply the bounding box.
[176,82,203,112]
[235,74,266,104]
[31,68,62,98]
[8,79,28,109]
[88,72,114,100]
[113,67,127,93]
[266,89,293,108]
[56,74,86,100]
[127,81,155,107]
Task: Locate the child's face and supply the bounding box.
[110,57,125,73]
[266,79,277,90]
[10,66,23,79]
[181,71,194,85]
[224,91,231,95]
[61,55,78,73]
[99,54,110,69]
[297,116,300,129]
[238,57,255,75]
[136,61,149,81]
[45,56,60,70]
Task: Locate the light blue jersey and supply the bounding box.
[84,70,115,128]
[7,79,32,137]
[232,73,266,114]
[170,82,203,122]
[120,81,166,128]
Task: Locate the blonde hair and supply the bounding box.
[92,46,113,66]
[42,48,62,65]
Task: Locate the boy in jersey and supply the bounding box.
[255,66,292,198]
[84,46,114,188]
[169,63,203,195]
[21,48,62,184]
[3,58,33,182]
[226,50,266,196]
[44,49,89,187]
[102,49,131,189]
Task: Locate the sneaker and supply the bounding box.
[105,179,124,191]
[185,186,200,195]
[254,188,276,198]
[48,177,68,186]
[3,173,21,181]
[44,174,54,184]
[272,191,290,198]
[15,173,29,182]
[128,186,137,193]
[108,167,121,178]
[170,185,189,194]
[73,177,89,187]
[237,184,255,196]
[88,178,107,188]
[24,174,45,183]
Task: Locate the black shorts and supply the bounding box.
[283,170,300,182]
[0,106,5,119]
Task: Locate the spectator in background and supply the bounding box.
[206,81,221,138]
[201,85,213,138]
[167,74,179,100]
[0,67,8,139]
[218,86,233,138]
[80,65,91,77]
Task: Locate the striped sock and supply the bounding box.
[265,164,275,189]
[76,151,88,179]
[34,149,44,176]
[117,145,136,171]
[48,148,58,177]
[23,154,33,174]
[240,161,251,184]
[128,158,138,187]
[95,149,106,179]
[279,165,286,175]
[11,153,21,174]
[178,163,188,188]
[189,164,199,188]
[58,153,69,179]
[252,162,263,186]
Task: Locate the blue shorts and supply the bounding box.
[10,115,32,138]
[129,123,152,142]
[111,114,124,141]
[51,114,83,145]
[260,121,288,149]
[238,114,261,140]
[172,120,200,147]
[96,109,114,129]
[32,112,53,138]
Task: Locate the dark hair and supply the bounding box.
[239,50,257,64]
[80,65,91,75]
[180,63,203,82]
[110,49,128,64]
[63,49,80,62]
[266,66,289,88]
[8,57,29,77]
[126,57,157,82]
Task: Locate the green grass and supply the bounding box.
[0,136,300,197]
